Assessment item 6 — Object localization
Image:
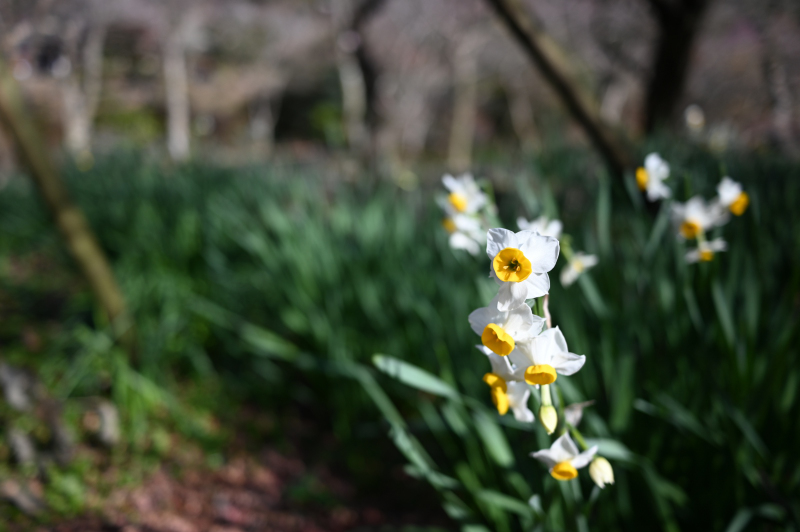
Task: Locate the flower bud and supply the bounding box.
[538,405,558,435]
[589,457,614,489]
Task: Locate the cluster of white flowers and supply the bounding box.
[440,174,600,287]
[636,154,750,263]
[467,228,613,487]
[437,173,495,256]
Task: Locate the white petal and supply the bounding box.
[504,304,536,340]
[570,446,598,469]
[551,352,586,376]
[547,327,569,353]
[441,174,459,192]
[449,232,480,255]
[517,217,532,231]
[685,249,701,263]
[507,381,531,409]
[560,265,579,286]
[508,342,533,369]
[523,272,550,298]
[546,220,563,239]
[580,254,599,268]
[517,232,560,273]
[480,346,517,381]
[496,281,530,311]
[548,432,580,463]
[468,306,497,336]
[531,448,558,469]
[486,228,517,260]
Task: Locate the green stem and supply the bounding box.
[533,297,545,318]
[569,424,590,451]
[540,384,552,406]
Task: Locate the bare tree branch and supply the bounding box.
[482,0,633,176]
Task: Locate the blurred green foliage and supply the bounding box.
[0,146,798,530]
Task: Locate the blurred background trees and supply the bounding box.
[0,0,796,174]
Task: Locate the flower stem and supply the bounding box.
[568,424,590,451]
[541,384,552,406]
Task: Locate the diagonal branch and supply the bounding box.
[483,0,633,176]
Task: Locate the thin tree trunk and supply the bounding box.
[0,60,130,336]
[163,26,191,162]
[754,18,798,157]
[643,0,710,133]
[482,0,632,176]
[447,35,481,173]
[62,26,106,162]
[337,46,369,156]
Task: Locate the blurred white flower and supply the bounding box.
[684,104,705,133]
[636,153,671,201]
[564,400,595,427]
[560,252,598,287]
[685,237,727,263]
[517,215,563,240]
[443,214,485,256]
[509,327,585,385]
[671,196,727,239]
[589,457,615,489]
[531,432,598,481]
[469,295,545,356]
[486,228,560,311]
[716,177,749,216]
[439,173,487,216]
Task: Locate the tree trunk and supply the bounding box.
[163,26,191,162]
[0,59,130,338]
[754,17,798,157]
[337,44,369,157]
[61,26,105,163]
[483,0,632,176]
[643,0,710,133]
[447,35,481,173]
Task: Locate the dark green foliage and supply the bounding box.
[0,147,798,530]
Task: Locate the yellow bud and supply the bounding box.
[538,405,558,435]
[589,457,614,489]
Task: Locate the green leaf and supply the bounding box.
[584,438,635,462]
[577,274,608,318]
[373,354,460,399]
[476,489,533,517]
[712,279,735,347]
[472,409,514,467]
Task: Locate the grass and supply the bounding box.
[0,145,798,531]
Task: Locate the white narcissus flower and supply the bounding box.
[486,229,560,311]
[469,296,545,356]
[531,432,598,481]
[477,346,534,422]
[443,214,485,256]
[636,153,671,201]
[589,457,615,489]
[564,400,595,427]
[670,196,728,239]
[439,173,488,216]
[517,216,563,240]
[509,327,585,385]
[685,237,727,263]
[716,176,749,216]
[560,252,598,287]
